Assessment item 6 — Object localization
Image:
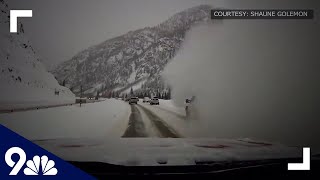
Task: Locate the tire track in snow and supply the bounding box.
[122,105,148,137]
[135,105,159,137]
[152,105,186,120]
[138,104,181,138]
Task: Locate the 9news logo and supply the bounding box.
[5,147,57,176]
[0,125,93,179]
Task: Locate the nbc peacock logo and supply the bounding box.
[5,147,58,176]
[24,155,58,175]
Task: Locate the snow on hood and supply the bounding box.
[34,138,301,166]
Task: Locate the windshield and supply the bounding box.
[0,0,319,177]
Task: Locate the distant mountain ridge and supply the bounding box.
[52,5,212,96]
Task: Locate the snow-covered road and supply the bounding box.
[139,100,207,137]
[0,99,304,165]
[122,105,148,137]
[120,99,213,138]
[0,98,190,140]
[121,102,183,138]
[136,104,181,138]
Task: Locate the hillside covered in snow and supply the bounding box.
[0,0,75,109]
[52,5,212,96]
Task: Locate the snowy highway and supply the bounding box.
[116,99,185,138]
[0,98,305,165]
[122,105,148,137]
[0,99,190,140]
[138,104,181,138]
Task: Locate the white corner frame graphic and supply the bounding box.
[10,10,33,33]
[288,147,310,170]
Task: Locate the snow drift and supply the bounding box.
[163,20,320,148]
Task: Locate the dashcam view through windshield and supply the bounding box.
[0,0,319,178]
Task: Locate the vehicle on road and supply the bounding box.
[143,97,150,103]
[129,97,139,104]
[150,97,159,105]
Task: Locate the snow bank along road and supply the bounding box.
[0,99,105,114]
[0,99,131,140]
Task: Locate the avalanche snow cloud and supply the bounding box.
[163,20,320,149]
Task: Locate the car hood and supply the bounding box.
[34,138,302,166]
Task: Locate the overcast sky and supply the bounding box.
[8,0,317,69]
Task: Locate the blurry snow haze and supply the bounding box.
[163,20,320,148]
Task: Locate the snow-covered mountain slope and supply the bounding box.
[0,1,75,109]
[52,5,212,96]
